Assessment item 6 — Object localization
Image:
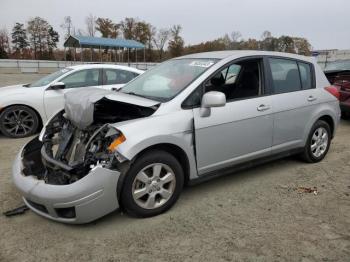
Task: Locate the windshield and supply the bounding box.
[120,58,218,102]
[28,68,73,87]
[325,60,350,71]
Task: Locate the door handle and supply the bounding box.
[257,104,271,112]
[307,96,317,102]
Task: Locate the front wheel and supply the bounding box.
[0,105,39,138]
[301,120,331,163]
[120,150,184,217]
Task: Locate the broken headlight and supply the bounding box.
[85,125,127,168]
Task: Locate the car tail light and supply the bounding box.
[325,86,340,100]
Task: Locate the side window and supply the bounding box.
[61,69,100,89]
[205,59,261,101]
[298,62,313,90]
[269,58,301,94]
[182,59,262,108]
[104,69,138,85]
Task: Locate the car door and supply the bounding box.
[100,68,139,91]
[267,57,318,153]
[192,58,274,175]
[43,68,102,119]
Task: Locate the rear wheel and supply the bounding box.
[0,105,39,138]
[120,150,184,217]
[301,120,331,163]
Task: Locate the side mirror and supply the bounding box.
[200,91,226,117]
[50,82,65,90]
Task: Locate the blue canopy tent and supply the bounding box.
[63,35,146,63]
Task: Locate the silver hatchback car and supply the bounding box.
[13,51,340,223]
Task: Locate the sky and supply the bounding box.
[0,0,349,50]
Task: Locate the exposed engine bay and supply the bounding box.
[22,96,158,185]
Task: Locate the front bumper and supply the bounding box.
[12,140,121,224]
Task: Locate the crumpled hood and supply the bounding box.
[64,88,159,130]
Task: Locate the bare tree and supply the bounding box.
[168,25,184,57]
[153,28,170,60]
[0,28,10,58]
[95,18,117,38]
[261,30,272,40]
[230,31,242,42]
[120,17,137,39]
[61,16,73,40]
[76,28,86,36]
[85,14,96,37]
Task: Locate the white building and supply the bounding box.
[312,49,350,69]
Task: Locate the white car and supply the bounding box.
[0,64,143,138]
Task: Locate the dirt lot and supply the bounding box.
[0,73,349,261]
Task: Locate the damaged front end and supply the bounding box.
[24,89,159,185]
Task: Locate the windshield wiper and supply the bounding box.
[123,91,146,98]
[122,91,166,102]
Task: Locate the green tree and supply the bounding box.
[11,23,29,57]
[47,26,59,58]
[168,25,184,57]
[27,17,53,59]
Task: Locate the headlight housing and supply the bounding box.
[108,133,126,152]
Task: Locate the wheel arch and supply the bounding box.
[317,115,335,138]
[132,143,191,184]
[116,142,194,201]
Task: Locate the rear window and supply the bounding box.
[269,58,302,94]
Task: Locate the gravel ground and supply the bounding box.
[0,73,349,261]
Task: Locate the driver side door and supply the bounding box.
[43,68,102,119]
[192,58,274,175]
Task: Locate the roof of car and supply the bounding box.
[176,50,314,62]
[66,64,144,73]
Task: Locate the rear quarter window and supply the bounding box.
[269,58,302,94]
[298,62,313,90]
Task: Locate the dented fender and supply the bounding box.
[111,110,199,180]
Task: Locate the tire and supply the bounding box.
[120,150,184,218]
[301,120,331,163]
[0,105,39,138]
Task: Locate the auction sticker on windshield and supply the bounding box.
[189,61,215,68]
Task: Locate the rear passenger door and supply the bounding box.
[101,68,139,91]
[267,57,317,153]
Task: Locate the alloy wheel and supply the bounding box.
[2,109,35,137]
[310,127,329,158]
[132,163,176,210]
